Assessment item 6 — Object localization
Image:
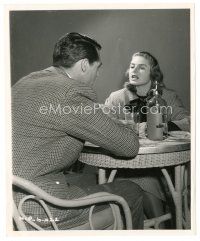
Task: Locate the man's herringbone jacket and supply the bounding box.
[12,66,139,229]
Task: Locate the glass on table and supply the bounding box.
[133,111,140,136]
[162,114,168,139]
[124,112,140,136]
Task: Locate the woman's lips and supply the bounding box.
[131,75,139,80]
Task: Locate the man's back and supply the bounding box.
[12,32,143,230]
[12,67,84,182]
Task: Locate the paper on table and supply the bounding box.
[139,131,190,147]
[168,131,191,140]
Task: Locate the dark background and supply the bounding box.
[10,9,190,110]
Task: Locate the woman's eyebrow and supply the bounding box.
[130,63,147,67]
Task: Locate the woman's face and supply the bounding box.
[128,55,151,86]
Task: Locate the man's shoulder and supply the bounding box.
[69,81,97,102]
[25,67,67,82]
[12,67,97,101]
[13,67,71,89]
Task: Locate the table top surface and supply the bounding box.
[79,131,191,169]
[83,131,190,155]
[138,131,190,154]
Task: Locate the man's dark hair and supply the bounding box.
[53,32,102,68]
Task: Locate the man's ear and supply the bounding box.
[81,59,89,72]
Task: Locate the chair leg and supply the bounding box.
[144,213,172,229]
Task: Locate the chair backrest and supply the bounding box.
[13,175,133,230]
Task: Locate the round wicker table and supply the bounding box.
[79,132,191,229]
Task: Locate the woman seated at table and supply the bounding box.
[104,51,190,221]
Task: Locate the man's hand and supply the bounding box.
[113,119,140,134]
[112,118,147,137]
[118,120,147,137]
[112,118,135,130]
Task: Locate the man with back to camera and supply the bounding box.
[12,32,143,230]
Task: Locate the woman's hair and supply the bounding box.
[125,51,164,92]
[53,32,101,68]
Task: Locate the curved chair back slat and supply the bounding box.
[13,175,132,230]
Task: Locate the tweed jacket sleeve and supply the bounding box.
[60,83,139,158]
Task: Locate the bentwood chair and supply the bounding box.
[12,175,133,230]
